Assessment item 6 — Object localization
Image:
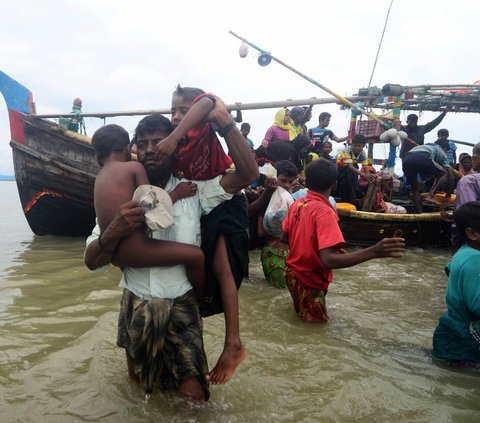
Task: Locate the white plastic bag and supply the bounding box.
[263,186,294,238]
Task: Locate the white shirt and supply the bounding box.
[86,174,233,299]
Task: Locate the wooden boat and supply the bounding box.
[1,71,99,236]
[0,69,368,237]
[336,207,452,247]
[0,69,456,245]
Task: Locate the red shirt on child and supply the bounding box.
[282,190,345,291]
[174,94,233,180]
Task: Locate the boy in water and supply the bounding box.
[92,124,205,300]
[432,201,480,365]
[155,86,247,384]
[259,160,298,289]
[282,159,405,321]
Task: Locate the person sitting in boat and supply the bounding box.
[260,108,297,147]
[290,106,312,136]
[402,143,453,213]
[91,123,206,302]
[399,111,447,159]
[281,159,405,322]
[434,128,457,165]
[240,122,255,151]
[307,111,348,153]
[336,134,375,205]
[456,153,474,176]
[432,200,480,366]
[59,97,86,134]
[318,140,335,161]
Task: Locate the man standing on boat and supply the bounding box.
[83,98,258,401]
[399,111,447,159]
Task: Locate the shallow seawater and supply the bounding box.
[0,181,478,423]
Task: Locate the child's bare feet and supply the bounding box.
[208,344,247,384]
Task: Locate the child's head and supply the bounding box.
[437,128,449,141]
[305,159,338,193]
[351,134,367,155]
[318,112,331,127]
[454,201,480,245]
[241,122,251,137]
[274,160,298,192]
[92,124,130,165]
[321,141,333,155]
[459,153,473,172]
[171,84,205,128]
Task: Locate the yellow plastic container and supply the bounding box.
[336,202,357,211]
[434,193,456,204]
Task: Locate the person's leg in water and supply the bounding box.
[208,235,247,384]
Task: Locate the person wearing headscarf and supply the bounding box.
[262,108,297,148]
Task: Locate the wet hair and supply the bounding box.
[305,159,338,191]
[319,112,331,122]
[352,133,367,145]
[172,84,205,104]
[454,201,480,238]
[437,128,449,137]
[91,124,130,160]
[275,160,298,177]
[241,122,250,130]
[407,114,418,121]
[133,114,172,142]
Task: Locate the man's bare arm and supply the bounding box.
[84,201,145,270]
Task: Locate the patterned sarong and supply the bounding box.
[261,245,288,289]
[117,289,209,399]
[285,266,328,322]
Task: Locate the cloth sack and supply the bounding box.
[132,185,174,231]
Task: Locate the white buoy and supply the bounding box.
[239,43,249,58]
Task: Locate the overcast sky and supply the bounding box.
[1,0,479,175]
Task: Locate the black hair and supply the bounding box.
[454,201,480,238]
[437,128,449,137]
[241,122,251,130]
[407,114,418,121]
[319,112,331,122]
[473,142,480,156]
[172,84,205,104]
[290,106,304,118]
[352,133,367,145]
[133,114,172,142]
[305,159,338,191]
[275,160,298,177]
[91,124,130,161]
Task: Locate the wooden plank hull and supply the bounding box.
[337,209,452,247]
[12,116,99,236]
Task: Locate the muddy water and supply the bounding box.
[0,181,478,423]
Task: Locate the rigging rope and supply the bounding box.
[367,0,394,88]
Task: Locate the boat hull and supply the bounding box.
[337,208,452,247]
[12,116,98,236]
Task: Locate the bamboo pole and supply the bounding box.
[32,96,374,119]
[229,30,390,128]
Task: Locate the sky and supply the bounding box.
[1,0,480,175]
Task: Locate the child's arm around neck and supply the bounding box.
[155,97,215,163]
